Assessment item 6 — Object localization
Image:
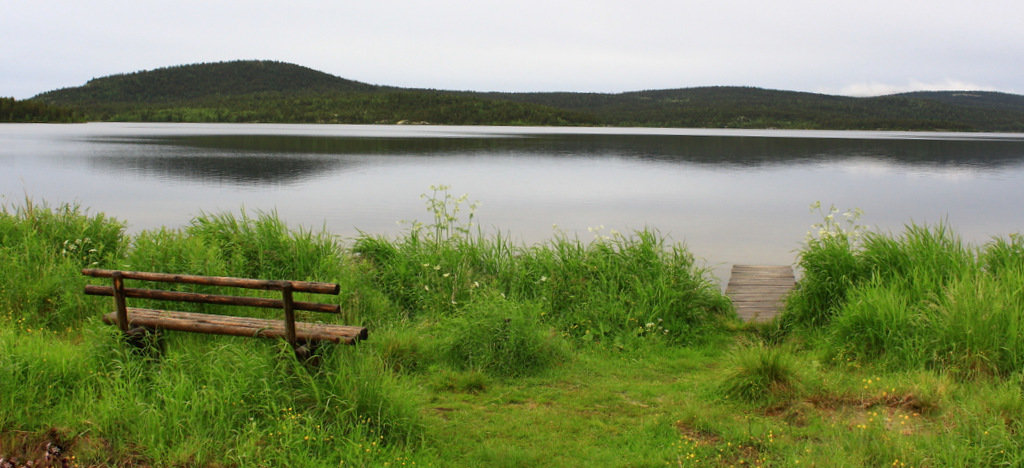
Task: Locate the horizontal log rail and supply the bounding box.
[81,268,340,294]
[84,285,340,314]
[101,309,366,344]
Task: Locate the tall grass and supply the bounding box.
[437,291,569,377]
[1,327,424,466]
[784,205,1024,378]
[0,201,125,328]
[186,209,345,281]
[927,269,1024,378]
[353,187,733,346]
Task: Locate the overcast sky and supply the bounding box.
[3,0,1022,99]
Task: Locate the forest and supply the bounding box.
[27,60,1024,131]
[0,97,83,123]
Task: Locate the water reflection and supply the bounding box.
[89,153,348,185]
[84,132,1024,187]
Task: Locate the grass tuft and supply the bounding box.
[719,344,805,404]
[438,292,569,377]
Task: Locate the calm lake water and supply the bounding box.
[3,122,1024,284]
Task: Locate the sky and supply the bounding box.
[3,0,1022,99]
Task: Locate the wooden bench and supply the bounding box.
[82,268,367,357]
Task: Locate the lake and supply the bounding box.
[3,122,1024,284]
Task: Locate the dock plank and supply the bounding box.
[725,265,795,323]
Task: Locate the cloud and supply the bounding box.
[823,80,999,97]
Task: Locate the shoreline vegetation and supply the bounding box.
[9,60,1024,131]
[0,97,83,123]
[2,193,1023,466]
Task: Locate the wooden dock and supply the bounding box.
[725,265,796,322]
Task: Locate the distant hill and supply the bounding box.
[29,60,1024,131]
[893,91,1024,113]
[35,60,380,103]
[32,60,591,125]
[486,87,1024,131]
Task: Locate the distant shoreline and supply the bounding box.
[18,60,1024,132]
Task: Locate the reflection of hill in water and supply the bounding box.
[147,133,1024,168]
[530,134,1024,168]
[91,153,344,185]
[89,133,1024,184]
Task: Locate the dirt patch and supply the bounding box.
[801,393,929,436]
[860,393,935,414]
[0,429,72,468]
[0,429,148,468]
[673,421,722,445]
[806,392,934,414]
[673,422,768,466]
[725,443,764,467]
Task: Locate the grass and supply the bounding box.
[782,206,1024,379]
[3,196,1024,466]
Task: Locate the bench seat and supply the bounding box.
[101,307,368,344]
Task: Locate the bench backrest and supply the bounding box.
[82,268,341,344]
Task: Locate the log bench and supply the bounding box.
[82,268,367,358]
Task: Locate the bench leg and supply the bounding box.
[292,340,323,366]
[124,326,164,355]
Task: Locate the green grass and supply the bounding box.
[783,212,1024,379]
[3,198,1024,466]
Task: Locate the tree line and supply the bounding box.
[0,97,83,123]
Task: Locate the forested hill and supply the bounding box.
[29,60,1024,131]
[32,61,592,125]
[484,88,1024,131]
[35,61,381,103]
